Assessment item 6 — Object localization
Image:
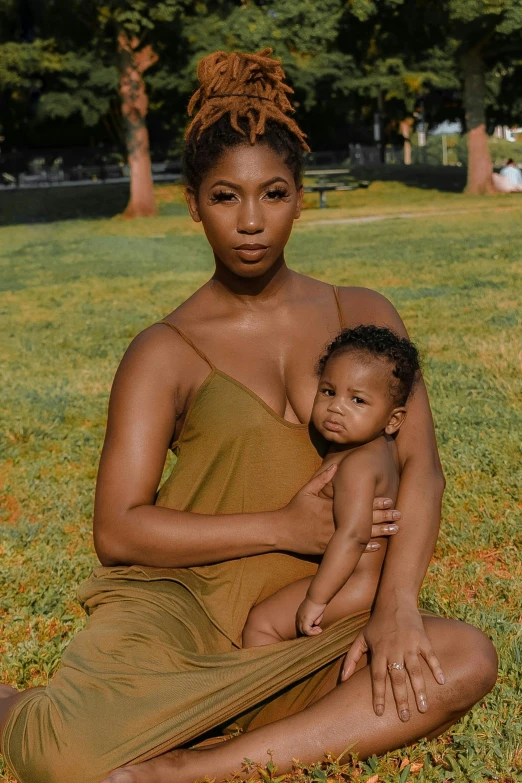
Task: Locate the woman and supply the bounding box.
[0,49,496,783]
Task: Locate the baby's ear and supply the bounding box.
[385,407,406,435]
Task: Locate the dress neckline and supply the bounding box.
[171,369,309,451]
[162,284,345,447]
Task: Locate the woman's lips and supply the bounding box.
[323,420,343,432]
[233,244,268,262]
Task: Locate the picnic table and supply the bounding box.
[303,169,369,208]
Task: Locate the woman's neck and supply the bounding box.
[210,254,295,304]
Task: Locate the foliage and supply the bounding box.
[1,183,521,781]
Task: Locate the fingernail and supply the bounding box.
[384,525,399,533]
[383,499,392,507]
[438,673,446,685]
[419,695,428,712]
[368,542,380,551]
[375,704,384,716]
[400,709,410,722]
[392,511,401,520]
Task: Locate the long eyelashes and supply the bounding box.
[209,186,290,203]
[209,190,236,203]
[265,186,289,199]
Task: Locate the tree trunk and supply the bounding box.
[117,32,158,218]
[400,119,412,165]
[462,46,495,195]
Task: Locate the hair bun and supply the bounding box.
[186,48,309,149]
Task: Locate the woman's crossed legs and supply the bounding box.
[100,616,496,783]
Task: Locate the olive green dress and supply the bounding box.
[2,291,370,783]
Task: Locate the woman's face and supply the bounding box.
[186,143,302,278]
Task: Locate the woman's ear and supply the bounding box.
[385,407,407,435]
[185,187,202,223]
[294,184,304,220]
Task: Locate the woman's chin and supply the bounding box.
[215,252,286,279]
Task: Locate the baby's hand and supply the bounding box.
[296,597,327,636]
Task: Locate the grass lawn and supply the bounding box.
[0,183,521,782]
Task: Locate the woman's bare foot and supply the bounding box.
[102,750,192,783]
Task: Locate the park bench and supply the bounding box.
[304,168,369,208]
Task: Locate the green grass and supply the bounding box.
[1,183,521,782]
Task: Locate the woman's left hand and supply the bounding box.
[365,497,400,552]
[340,604,446,720]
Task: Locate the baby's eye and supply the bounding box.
[353,396,366,405]
[321,388,335,396]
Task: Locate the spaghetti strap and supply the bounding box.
[158,320,215,369]
[332,285,345,329]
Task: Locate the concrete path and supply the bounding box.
[298,206,517,228]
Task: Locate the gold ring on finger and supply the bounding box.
[387,662,405,673]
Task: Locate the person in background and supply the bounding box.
[495,158,522,192]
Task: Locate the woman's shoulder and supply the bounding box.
[337,285,405,334]
[117,310,208,385]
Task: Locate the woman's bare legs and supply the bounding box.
[102,617,497,783]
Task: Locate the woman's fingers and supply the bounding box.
[341,632,368,681]
[404,652,428,713]
[364,521,399,551]
[370,522,399,537]
[421,641,446,685]
[388,662,411,721]
[369,654,388,716]
[373,497,393,509]
[306,463,337,496]
[372,509,401,525]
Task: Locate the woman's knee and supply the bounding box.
[434,618,498,709]
[3,690,107,783]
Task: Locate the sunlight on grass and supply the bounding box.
[1,184,521,782]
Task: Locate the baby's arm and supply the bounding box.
[297,452,378,636]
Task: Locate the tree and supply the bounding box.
[448,0,522,194]
[334,0,522,193]
[0,0,187,217]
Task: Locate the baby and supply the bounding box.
[242,324,420,647]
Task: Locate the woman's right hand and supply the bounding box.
[279,465,400,556]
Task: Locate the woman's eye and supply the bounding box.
[210,190,237,203]
[265,187,288,200]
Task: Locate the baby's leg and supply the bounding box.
[242,578,312,648]
[320,575,377,628]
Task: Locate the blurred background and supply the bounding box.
[1,0,522,218]
[1,4,521,782]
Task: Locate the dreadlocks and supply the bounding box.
[183,48,309,192]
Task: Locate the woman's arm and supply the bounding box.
[339,288,446,719]
[94,326,336,568]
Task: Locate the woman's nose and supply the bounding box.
[237,197,264,234]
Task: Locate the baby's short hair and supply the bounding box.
[317,325,421,406]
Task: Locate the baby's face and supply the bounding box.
[311,350,399,446]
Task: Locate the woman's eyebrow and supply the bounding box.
[209,179,239,188]
[209,176,290,189]
[260,176,290,187]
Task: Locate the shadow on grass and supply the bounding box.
[351,164,467,193]
[0,183,130,226]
